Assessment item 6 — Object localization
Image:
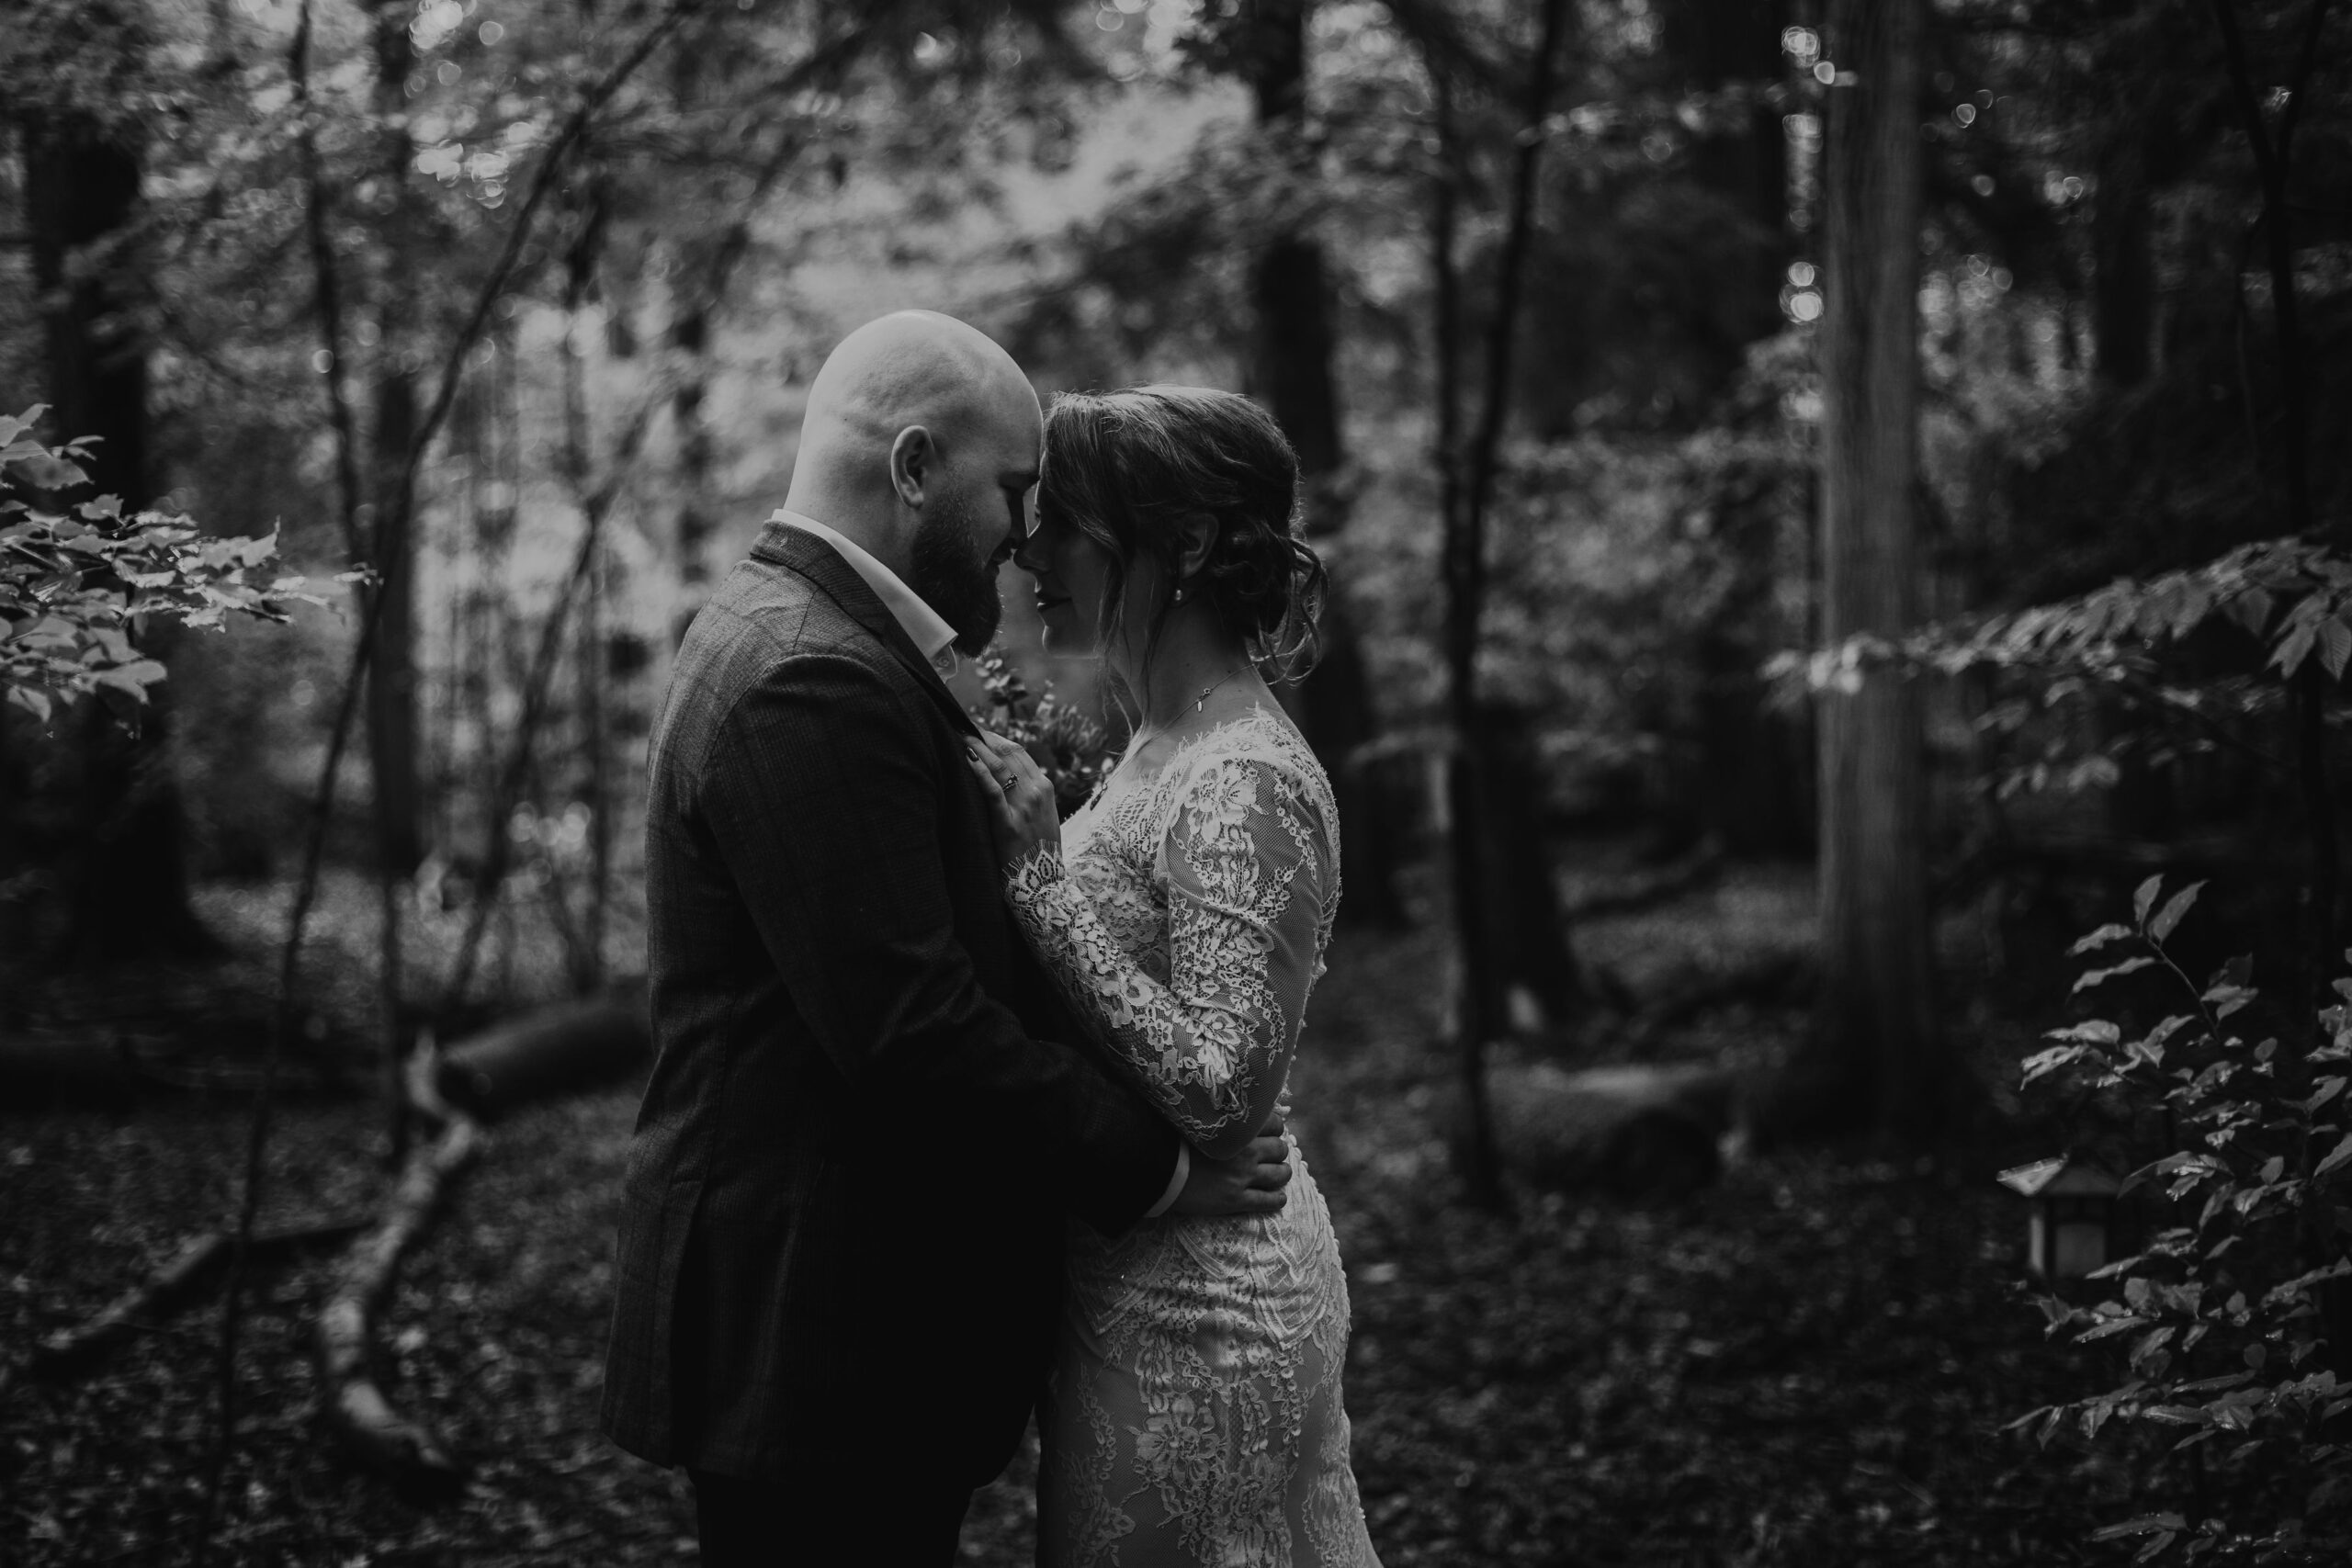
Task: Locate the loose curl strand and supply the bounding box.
[1037,385,1329,705]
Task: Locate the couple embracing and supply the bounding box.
[600,310,1383,1566]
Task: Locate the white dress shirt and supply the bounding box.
[776,509,1191,1219]
[775,510,960,676]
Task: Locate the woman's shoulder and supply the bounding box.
[1155,705,1335,828]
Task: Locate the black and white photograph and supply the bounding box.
[4,0,2351,1562]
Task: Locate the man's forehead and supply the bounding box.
[983,391,1045,480]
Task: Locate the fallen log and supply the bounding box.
[314,1110,482,1497]
[1487,1061,1735,1201]
[434,988,648,1120]
[0,1030,351,1109]
[13,1216,369,1390]
[0,1032,142,1111]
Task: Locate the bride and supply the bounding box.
[963,386,1383,1568]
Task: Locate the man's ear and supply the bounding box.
[889,425,933,508]
[1175,510,1218,581]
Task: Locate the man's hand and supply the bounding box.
[1168,1125,1293,1218]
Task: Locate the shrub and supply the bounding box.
[2015,877,2352,1562]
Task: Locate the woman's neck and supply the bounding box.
[1115,608,1260,737]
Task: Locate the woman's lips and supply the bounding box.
[1034,593,1069,614]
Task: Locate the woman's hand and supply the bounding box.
[964,729,1061,874]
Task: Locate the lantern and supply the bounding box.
[1998,1156,2120,1280]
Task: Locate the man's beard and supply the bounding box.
[907,491,1003,657]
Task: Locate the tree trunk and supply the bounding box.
[1427,75,1498,1210]
[361,0,422,1164]
[1474,703,1582,1023]
[24,113,210,965]
[1241,0,1408,929]
[1668,0,1815,856]
[1669,0,1790,328]
[670,309,718,629]
[2091,121,2153,389]
[1430,0,1574,1210]
[1794,0,1945,1140]
[364,0,423,881]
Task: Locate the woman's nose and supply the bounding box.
[1012,528,1045,573]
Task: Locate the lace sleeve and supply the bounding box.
[1005,750,1331,1163]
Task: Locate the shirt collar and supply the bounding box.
[773,509,960,677]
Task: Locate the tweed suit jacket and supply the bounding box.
[600,521,1182,1484]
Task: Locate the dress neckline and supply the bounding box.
[1087,702,1305,811]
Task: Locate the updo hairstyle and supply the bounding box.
[1037,385,1328,684]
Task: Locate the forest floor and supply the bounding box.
[1,858,2137,1566]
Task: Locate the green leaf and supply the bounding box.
[2225,585,2278,637]
[2266,1259,2352,1308]
[2322,615,2352,681]
[2317,1132,2352,1180]
[91,662,163,700]
[2071,923,2135,955]
[5,682,51,723]
[2076,956,2158,994]
[2094,1514,2187,1540]
[2123,1152,2218,1195]
[2273,618,2319,676]
[2151,881,2205,942]
[2135,875,2165,927]
[2078,1313,2150,1342]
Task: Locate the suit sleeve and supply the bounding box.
[697,649,1180,1235]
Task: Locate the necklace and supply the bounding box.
[1126,665,1253,759]
[1190,665,1248,713]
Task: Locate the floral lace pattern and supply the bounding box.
[1008,705,1380,1568]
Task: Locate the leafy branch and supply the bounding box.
[1,408,334,726]
[1774,537,2352,699]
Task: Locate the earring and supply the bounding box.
[1174,585,1186,604]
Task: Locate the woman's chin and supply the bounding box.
[1036,610,1090,657]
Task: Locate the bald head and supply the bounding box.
[787,311,1039,529]
[784,311,1042,650]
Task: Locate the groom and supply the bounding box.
[601,311,1295,1563]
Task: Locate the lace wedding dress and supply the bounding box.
[1005,704,1381,1568]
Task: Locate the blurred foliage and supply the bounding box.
[2,0,2342,906]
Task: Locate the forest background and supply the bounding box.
[4,0,2351,1562]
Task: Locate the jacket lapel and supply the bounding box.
[753,520,982,740]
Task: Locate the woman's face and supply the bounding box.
[1016,502,1152,661]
